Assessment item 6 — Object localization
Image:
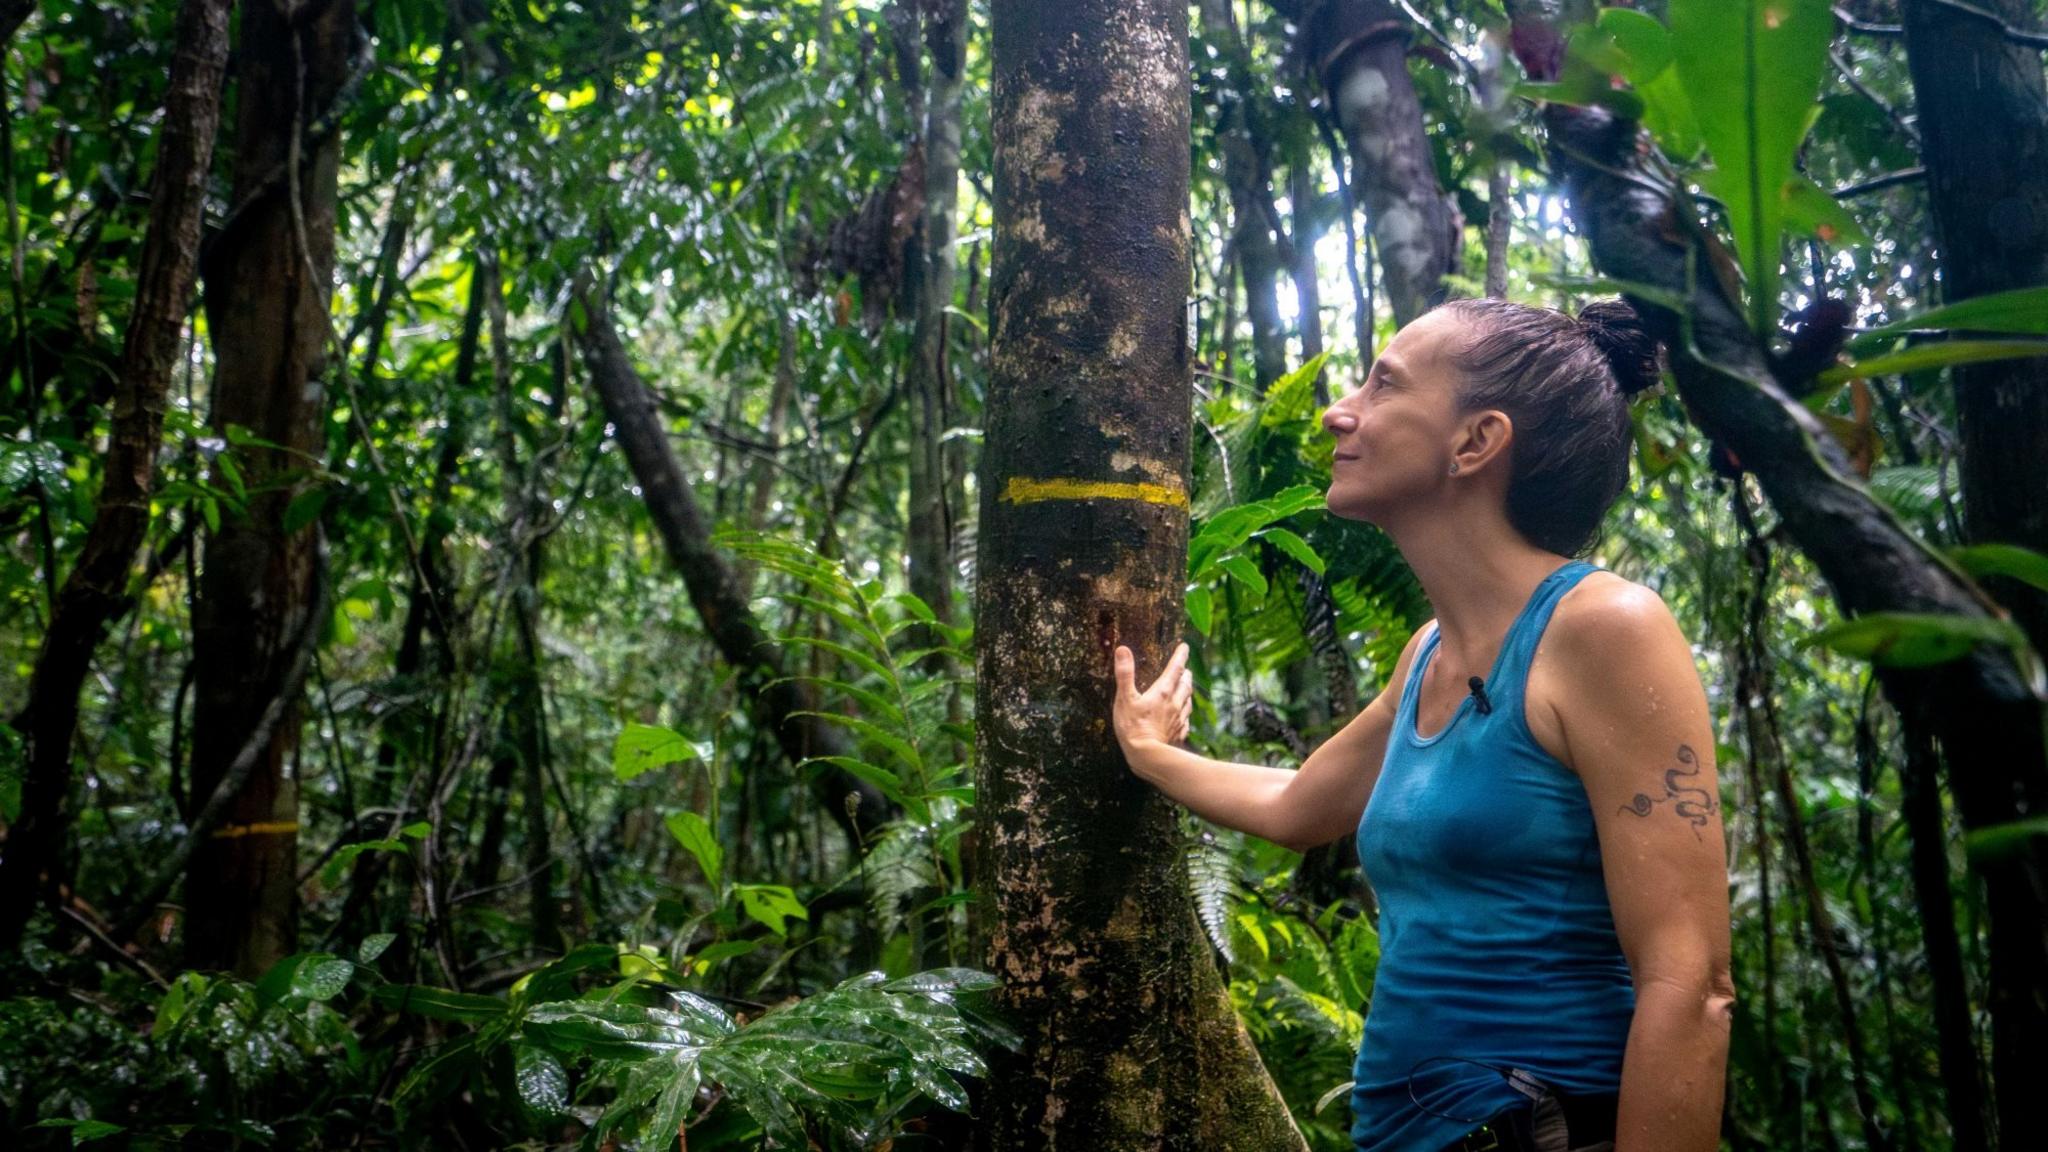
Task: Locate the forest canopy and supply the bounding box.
[4,0,2048,1149]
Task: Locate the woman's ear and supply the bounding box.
[1450,409,1514,478]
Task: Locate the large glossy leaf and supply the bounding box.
[1671,0,1833,334]
[613,723,708,782]
[1804,611,2026,667]
[1851,285,2048,352]
[664,810,724,889]
[1819,340,2048,386]
[1953,544,2048,594]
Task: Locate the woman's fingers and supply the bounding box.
[1169,667,1194,708]
[1148,641,1191,696]
[1113,645,1137,701]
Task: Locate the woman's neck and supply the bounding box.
[1389,506,1569,671]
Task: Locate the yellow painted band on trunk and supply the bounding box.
[1001,477,1189,509]
[210,821,301,840]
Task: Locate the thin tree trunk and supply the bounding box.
[1900,703,1991,1152]
[186,0,355,977]
[572,281,887,850]
[1198,0,1288,387]
[1738,495,1888,1152]
[977,2,1306,1146]
[906,0,966,639]
[1302,1,1459,326]
[0,0,230,948]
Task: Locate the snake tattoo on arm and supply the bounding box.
[1618,743,1718,841]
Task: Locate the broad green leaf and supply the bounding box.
[664,810,724,889]
[1804,611,2027,667]
[358,932,397,964]
[1218,554,1267,596]
[1953,544,2048,595]
[515,1045,571,1115]
[1819,340,2048,386]
[1853,285,2048,351]
[1258,527,1325,576]
[614,723,708,782]
[1671,0,1833,334]
[295,956,355,1001]
[1963,816,2048,865]
[373,984,508,1023]
[736,884,808,936]
[1186,585,1214,636]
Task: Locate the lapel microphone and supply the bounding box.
[1467,676,1493,715]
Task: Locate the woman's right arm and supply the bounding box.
[1112,625,1428,852]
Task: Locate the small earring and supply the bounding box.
[1448,461,1460,475]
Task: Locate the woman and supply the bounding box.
[1111,300,1734,1152]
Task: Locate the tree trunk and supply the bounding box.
[1900,702,1990,1152]
[186,0,354,977]
[572,282,887,849]
[906,0,966,637]
[1,0,34,47]
[1504,6,2048,1138]
[976,2,1305,1147]
[1199,0,1288,387]
[1302,0,1459,327]
[1901,0,2048,653]
[0,0,229,948]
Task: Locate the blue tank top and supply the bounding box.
[1350,561,1634,1152]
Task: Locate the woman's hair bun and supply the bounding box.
[1577,298,1662,397]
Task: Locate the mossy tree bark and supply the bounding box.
[975,2,1306,1147]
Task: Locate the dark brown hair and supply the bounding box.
[1435,297,1661,557]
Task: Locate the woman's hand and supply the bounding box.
[1112,641,1194,755]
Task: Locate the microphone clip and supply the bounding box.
[1467,676,1493,716]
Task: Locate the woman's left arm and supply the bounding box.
[1547,582,1734,1152]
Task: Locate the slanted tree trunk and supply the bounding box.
[186,0,354,976]
[572,282,887,850]
[1301,0,1459,326]
[0,0,229,948]
[1902,3,2048,1139]
[1504,5,2048,1139]
[976,2,1306,1147]
[2,0,35,47]
[905,0,967,639]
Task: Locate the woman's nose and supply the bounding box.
[1322,406,1357,435]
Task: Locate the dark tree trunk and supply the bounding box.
[0,0,229,948]
[1901,704,1991,1152]
[573,283,887,849]
[186,0,354,976]
[975,2,1305,1147]
[1301,0,1459,326]
[906,0,966,641]
[1,0,34,47]
[1505,5,2048,1139]
[1902,1,2048,654]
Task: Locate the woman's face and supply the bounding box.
[1321,309,1468,525]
